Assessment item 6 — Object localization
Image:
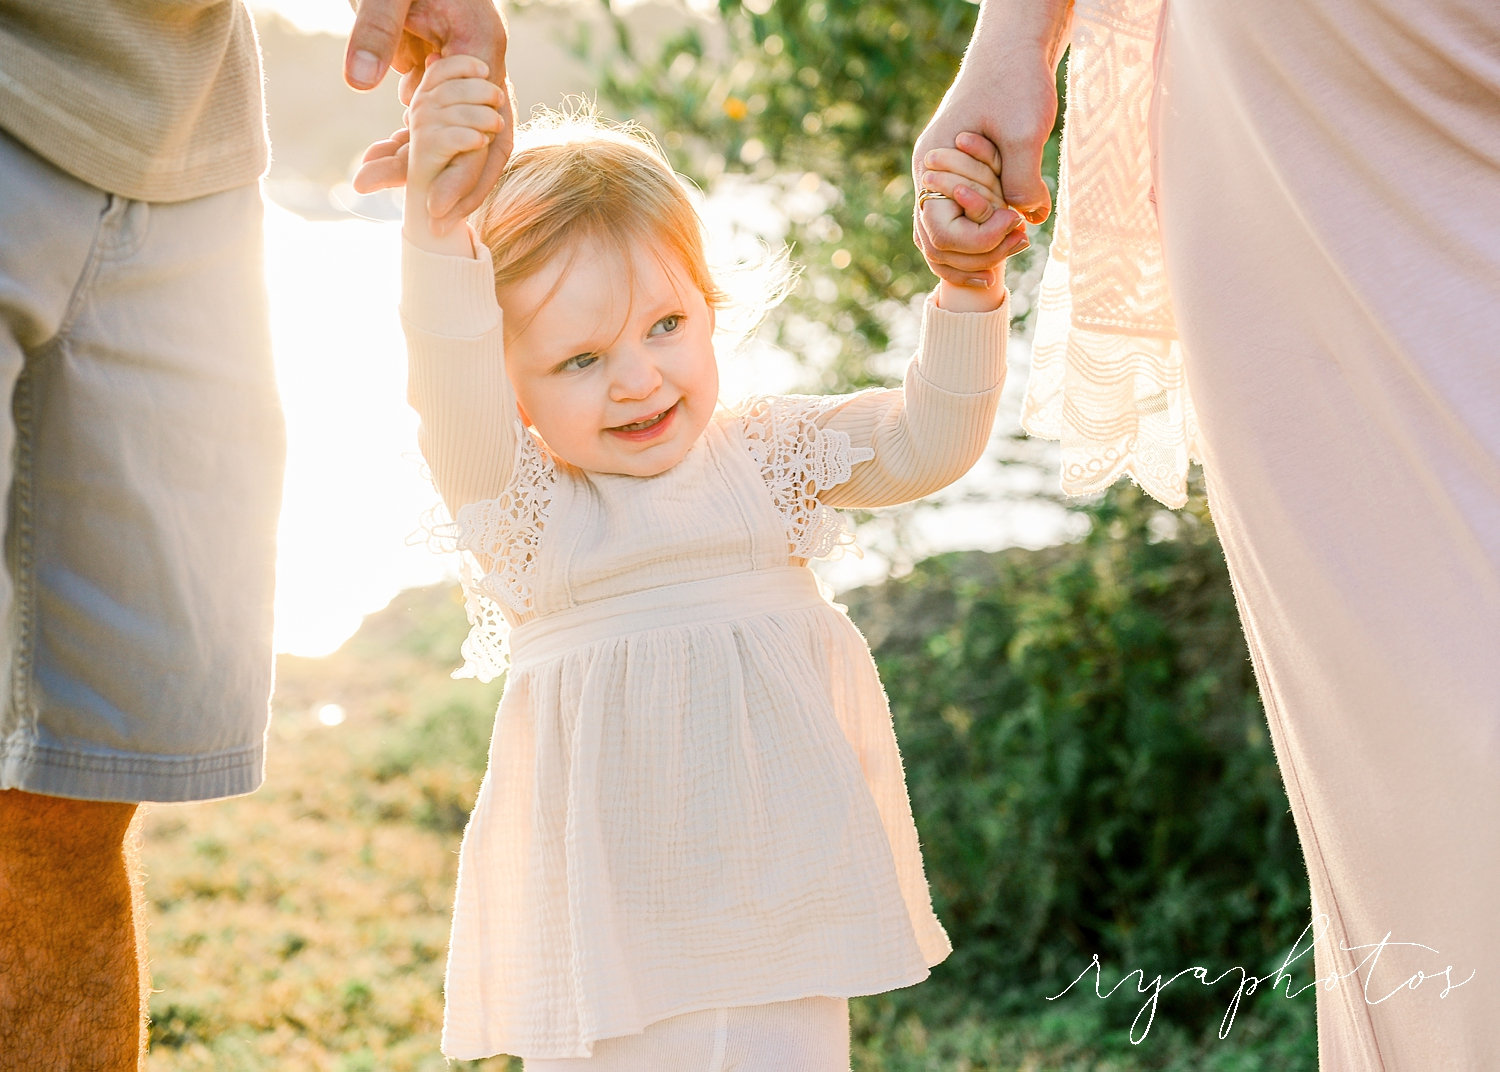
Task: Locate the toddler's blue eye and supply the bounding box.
[559,353,598,372]
[651,314,683,336]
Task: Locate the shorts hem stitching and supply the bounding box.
[0,739,265,803]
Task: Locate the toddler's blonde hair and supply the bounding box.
[472,108,791,339]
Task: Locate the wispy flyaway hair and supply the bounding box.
[472,107,794,341]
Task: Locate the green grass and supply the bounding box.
[142,585,511,1071]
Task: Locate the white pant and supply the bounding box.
[521,997,851,1072]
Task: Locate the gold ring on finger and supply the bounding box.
[917,189,953,209]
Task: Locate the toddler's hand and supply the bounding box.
[402,54,508,255]
[917,132,1029,312]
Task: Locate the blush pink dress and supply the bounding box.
[1030,0,1500,1066]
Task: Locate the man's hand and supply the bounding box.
[345,0,515,232]
[402,54,506,255]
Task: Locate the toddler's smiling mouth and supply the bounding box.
[609,404,676,435]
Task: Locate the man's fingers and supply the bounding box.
[392,29,429,77]
[397,63,424,107]
[369,1,511,217]
[351,147,409,194]
[443,1,510,70]
[345,0,413,90]
[398,0,510,77]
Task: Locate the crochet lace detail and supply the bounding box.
[451,424,558,681]
[1024,0,1201,508]
[738,394,876,560]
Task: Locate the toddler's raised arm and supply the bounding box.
[400,55,518,517]
[814,289,1011,510]
[403,242,518,518]
[797,134,1020,509]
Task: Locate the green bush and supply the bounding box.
[846,482,1312,1048]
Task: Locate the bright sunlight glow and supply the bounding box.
[264,203,452,657]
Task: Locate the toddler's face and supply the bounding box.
[499,236,719,477]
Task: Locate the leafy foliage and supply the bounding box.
[589,0,1061,388]
[846,483,1312,1053]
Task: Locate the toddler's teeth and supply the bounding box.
[615,407,671,433]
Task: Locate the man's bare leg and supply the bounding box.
[0,789,145,1071]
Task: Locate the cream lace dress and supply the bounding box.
[401,239,1010,1060]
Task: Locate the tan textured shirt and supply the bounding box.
[0,0,267,201]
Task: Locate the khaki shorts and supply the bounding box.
[0,129,284,803]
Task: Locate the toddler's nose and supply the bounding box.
[609,346,663,401]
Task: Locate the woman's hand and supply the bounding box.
[912,0,1070,293]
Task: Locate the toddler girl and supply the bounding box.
[399,55,1015,1070]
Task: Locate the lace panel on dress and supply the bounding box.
[1024,0,1202,508]
[737,394,876,560]
[450,423,558,681]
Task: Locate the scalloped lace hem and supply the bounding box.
[1024,0,1202,509]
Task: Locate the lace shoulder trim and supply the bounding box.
[734,393,876,560]
[450,423,558,681]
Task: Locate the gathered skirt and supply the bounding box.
[441,568,950,1060]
